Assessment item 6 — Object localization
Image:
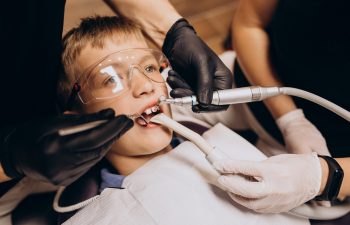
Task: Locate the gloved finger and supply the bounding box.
[94,134,119,159]
[41,153,100,186]
[63,115,133,151]
[212,63,233,91]
[166,70,192,90]
[192,104,229,113]
[308,200,332,208]
[226,192,260,211]
[56,108,116,129]
[193,64,232,112]
[68,147,105,166]
[310,143,331,156]
[170,88,194,98]
[56,159,100,186]
[213,159,263,177]
[218,174,267,199]
[193,57,213,105]
[227,192,275,213]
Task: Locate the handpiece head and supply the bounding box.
[158,95,177,105]
[158,95,167,105]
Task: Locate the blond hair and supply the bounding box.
[57,15,144,110]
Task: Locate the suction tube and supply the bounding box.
[150,113,228,164]
[150,113,350,220]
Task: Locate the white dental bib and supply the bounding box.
[64,123,309,225]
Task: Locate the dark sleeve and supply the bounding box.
[0,0,66,124]
[0,0,66,192]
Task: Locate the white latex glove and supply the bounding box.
[213,153,322,213]
[276,109,330,156]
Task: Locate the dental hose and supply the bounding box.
[157,86,350,219]
[149,113,350,220]
[280,87,350,122]
[150,113,228,165]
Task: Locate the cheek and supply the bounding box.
[81,96,136,115]
[157,83,169,97]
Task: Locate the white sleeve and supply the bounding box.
[171,51,249,130]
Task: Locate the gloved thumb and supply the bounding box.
[193,58,213,105]
[57,108,116,130]
[166,70,193,94]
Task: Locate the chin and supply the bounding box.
[135,129,172,154]
[113,127,173,156]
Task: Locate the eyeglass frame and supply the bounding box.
[65,48,170,110]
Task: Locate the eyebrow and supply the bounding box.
[138,54,155,64]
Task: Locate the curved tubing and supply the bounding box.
[150,113,350,220]
[280,87,350,122]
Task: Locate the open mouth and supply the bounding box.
[135,105,162,127]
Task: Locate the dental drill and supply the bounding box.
[58,86,350,136]
[159,86,350,122]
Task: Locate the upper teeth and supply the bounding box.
[144,106,160,115]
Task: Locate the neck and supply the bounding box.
[106,145,172,176]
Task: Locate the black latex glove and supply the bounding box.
[162,18,233,112]
[0,108,133,186]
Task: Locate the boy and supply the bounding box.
[56,15,309,225]
[58,16,174,176]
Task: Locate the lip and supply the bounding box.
[138,98,163,115]
[133,97,165,128]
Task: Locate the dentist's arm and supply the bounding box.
[213,154,350,213]
[103,0,181,48]
[233,0,295,118]
[104,0,233,112]
[233,0,329,155]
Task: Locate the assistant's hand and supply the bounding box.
[0,109,133,186]
[276,109,330,155]
[163,18,233,112]
[213,153,322,213]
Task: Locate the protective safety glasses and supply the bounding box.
[67,48,170,107]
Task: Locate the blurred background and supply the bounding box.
[64,0,238,54]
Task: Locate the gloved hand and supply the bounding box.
[213,153,322,213]
[276,109,330,156]
[162,18,233,112]
[0,108,133,186]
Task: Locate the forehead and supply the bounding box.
[76,37,148,74]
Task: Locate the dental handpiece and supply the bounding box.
[160,86,350,122]
[159,86,281,106]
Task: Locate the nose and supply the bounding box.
[130,66,155,97]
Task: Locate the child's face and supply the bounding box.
[75,37,173,157]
